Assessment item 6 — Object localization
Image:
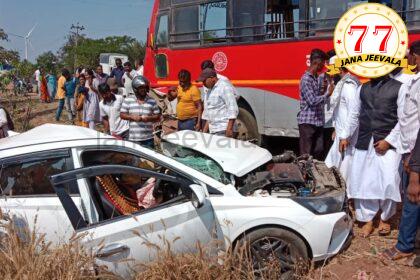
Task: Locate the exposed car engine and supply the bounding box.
[237,152,346,198]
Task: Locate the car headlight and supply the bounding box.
[292,191,346,215]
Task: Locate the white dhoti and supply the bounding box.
[325,134,357,186]
[324,79,361,187]
[354,199,397,222]
[349,138,401,222]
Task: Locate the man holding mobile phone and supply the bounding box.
[297,49,334,160]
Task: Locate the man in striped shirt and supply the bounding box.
[120,76,160,148]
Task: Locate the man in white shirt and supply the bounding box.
[200,60,240,136]
[325,56,361,185]
[98,83,129,140]
[34,68,41,96]
[200,60,239,99]
[122,61,138,97]
[382,40,420,262]
[0,105,13,138]
[390,67,414,85]
[197,68,238,137]
[135,59,144,76]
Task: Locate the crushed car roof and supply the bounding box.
[0,124,114,151]
[163,131,272,177]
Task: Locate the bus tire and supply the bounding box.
[237,107,262,145]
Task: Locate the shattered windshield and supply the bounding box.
[160,141,230,184]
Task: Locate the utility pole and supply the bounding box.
[70,22,85,69]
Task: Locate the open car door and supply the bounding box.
[50,164,220,276]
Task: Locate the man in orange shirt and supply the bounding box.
[168,69,202,131]
[55,69,69,121]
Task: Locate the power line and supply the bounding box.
[70,22,85,68]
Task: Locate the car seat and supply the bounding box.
[95,175,140,218]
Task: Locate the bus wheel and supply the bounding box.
[237,107,262,145]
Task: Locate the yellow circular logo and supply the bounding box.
[333,3,409,78]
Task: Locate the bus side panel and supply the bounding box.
[263,90,300,137]
[237,87,300,137]
[144,32,420,138]
[235,87,266,135]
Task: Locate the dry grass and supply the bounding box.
[134,238,283,280]
[0,211,291,280]
[0,91,34,132]
[0,212,116,280]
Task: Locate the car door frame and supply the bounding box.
[50,163,220,276]
[49,164,194,230]
[0,148,82,243]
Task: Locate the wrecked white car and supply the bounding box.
[0,125,352,277]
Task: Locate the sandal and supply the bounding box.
[413,255,420,268]
[360,221,374,238]
[381,247,413,261]
[378,220,391,236]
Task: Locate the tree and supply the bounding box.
[122,41,146,64]
[58,35,146,71]
[0,28,8,41]
[0,47,19,64]
[0,27,20,65]
[36,51,59,74]
[58,33,84,71]
[14,60,36,80]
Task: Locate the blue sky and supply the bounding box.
[0,0,154,62]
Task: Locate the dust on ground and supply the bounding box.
[1,92,419,280]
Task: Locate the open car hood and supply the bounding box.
[162,131,272,177]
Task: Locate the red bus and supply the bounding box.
[144,0,420,144]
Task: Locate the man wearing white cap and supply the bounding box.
[325,56,361,185]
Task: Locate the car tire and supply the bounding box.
[234,227,309,279]
[236,107,262,145]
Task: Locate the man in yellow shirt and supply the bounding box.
[55,69,69,121]
[168,69,202,131]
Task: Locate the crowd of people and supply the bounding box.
[28,57,240,150]
[299,41,419,265]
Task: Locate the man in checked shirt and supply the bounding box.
[297,49,334,160]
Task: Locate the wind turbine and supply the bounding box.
[9,23,37,60]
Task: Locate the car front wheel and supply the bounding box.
[234,227,309,279]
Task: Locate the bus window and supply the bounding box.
[172,5,200,44]
[265,0,301,39]
[156,14,169,47]
[159,0,170,10]
[201,1,228,44]
[155,54,168,78]
[308,0,366,35]
[406,0,420,29]
[172,0,194,3]
[232,0,265,42]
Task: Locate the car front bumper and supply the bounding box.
[302,211,353,262]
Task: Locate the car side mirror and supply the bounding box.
[189,184,206,208]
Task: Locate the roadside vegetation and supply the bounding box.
[1,26,145,82]
[0,210,284,280]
